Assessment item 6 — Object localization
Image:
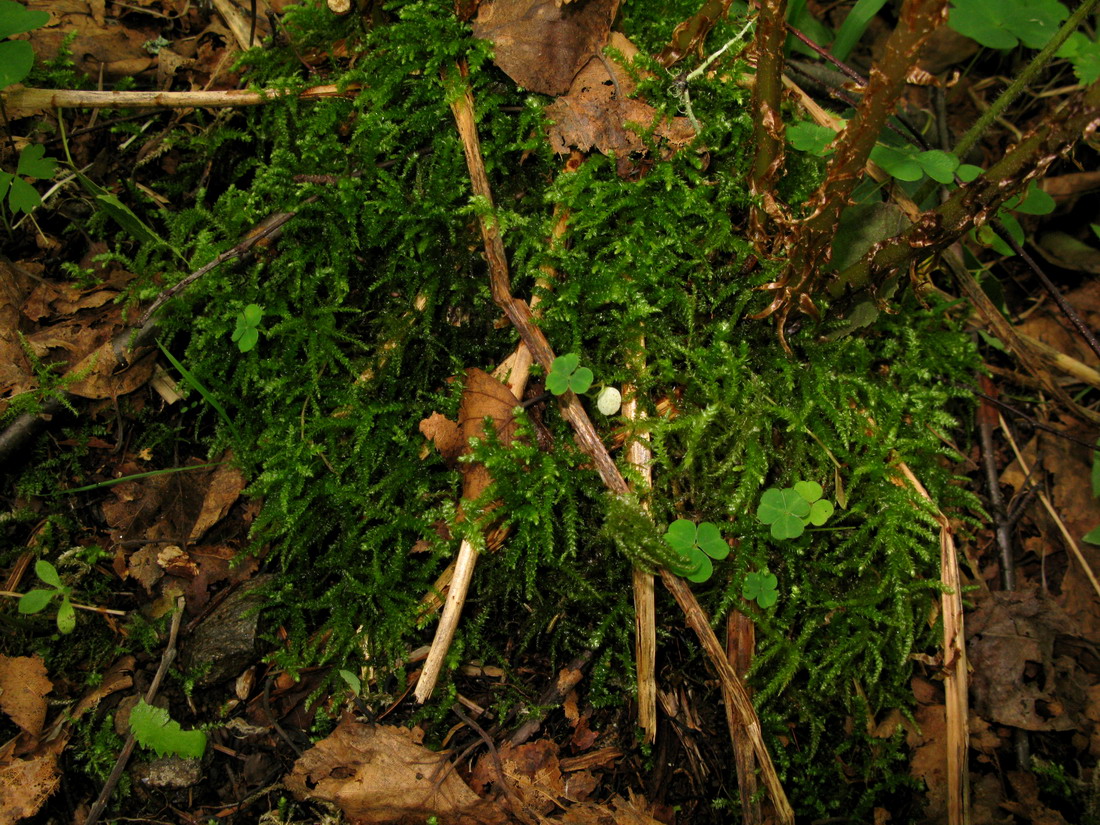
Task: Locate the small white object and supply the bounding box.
[596,386,622,416]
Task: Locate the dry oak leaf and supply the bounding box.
[188,457,246,543]
[546,33,695,156]
[473,0,621,96]
[285,716,508,825]
[0,655,52,737]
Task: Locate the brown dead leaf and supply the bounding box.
[28,1,156,79]
[0,261,35,403]
[1016,279,1100,369]
[473,0,621,96]
[473,740,564,817]
[285,716,508,825]
[420,368,522,502]
[188,459,246,542]
[546,33,695,156]
[0,744,60,825]
[0,655,52,737]
[907,703,948,820]
[420,412,464,463]
[967,588,1087,732]
[71,656,134,720]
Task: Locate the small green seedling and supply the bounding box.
[338,669,361,695]
[742,570,779,608]
[129,699,207,758]
[664,519,729,583]
[18,560,76,634]
[232,304,264,353]
[546,353,593,395]
[756,480,834,540]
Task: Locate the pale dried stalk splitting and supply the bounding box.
[430,59,794,824]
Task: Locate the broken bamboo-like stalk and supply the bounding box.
[444,58,794,824]
[896,462,969,825]
[623,362,657,745]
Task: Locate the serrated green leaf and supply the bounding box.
[793,480,823,503]
[18,589,54,614]
[1058,32,1100,84]
[695,522,728,559]
[7,175,41,214]
[16,144,56,180]
[35,559,62,588]
[56,597,76,634]
[569,366,593,394]
[0,1,50,40]
[0,37,33,89]
[130,699,207,759]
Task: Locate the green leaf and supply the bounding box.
[235,327,259,353]
[0,0,50,40]
[807,498,834,526]
[551,353,579,376]
[915,150,959,184]
[755,587,778,608]
[793,480,823,503]
[683,549,712,583]
[1014,183,1055,216]
[742,571,779,607]
[757,488,811,522]
[695,522,728,560]
[1091,224,1100,243]
[35,559,62,588]
[1083,525,1100,545]
[242,303,263,326]
[568,366,593,394]
[7,175,41,214]
[831,0,889,60]
[545,369,570,395]
[786,121,836,156]
[1057,32,1100,85]
[957,164,983,182]
[56,596,76,634]
[949,0,1067,50]
[664,519,697,554]
[339,669,361,694]
[16,144,56,180]
[18,589,54,614]
[130,699,207,759]
[1091,439,1100,498]
[0,39,34,89]
[870,144,922,182]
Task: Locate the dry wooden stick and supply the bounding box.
[895,464,969,825]
[444,59,793,823]
[1,84,358,111]
[84,597,186,825]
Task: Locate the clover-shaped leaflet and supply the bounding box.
[546,353,593,396]
[742,571,778,608]
[664,519,729,583]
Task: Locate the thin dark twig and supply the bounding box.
[994,221,1100,363]
[85,598,186,825]
[966,386,1100,451]
[786,24,866,86]
[978,399,1016,589]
